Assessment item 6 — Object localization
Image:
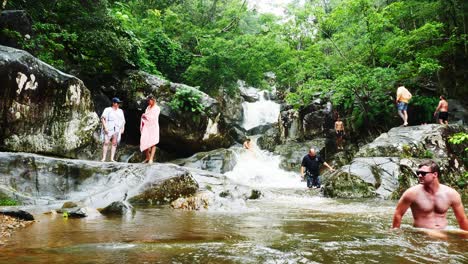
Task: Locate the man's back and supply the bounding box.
[438,99,448,112]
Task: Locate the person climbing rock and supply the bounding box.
[392,160,468,231]
[300,148,334,189]
[396,85,412,127]
[434,95,449,125]
[335,116,345,150]
[140,95,160,164]
[101,97,125,162]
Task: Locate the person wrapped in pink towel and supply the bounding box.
[140,95,160,163]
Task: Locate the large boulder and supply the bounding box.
[323,124,467,199]
[356,124,452,158]
[257,126,281,152]
[0,152,198,207]
[97,70,233,157]
[278,98,334,142]
[173,148,238,174]
[0,45,99,158]
[322,157,418,199]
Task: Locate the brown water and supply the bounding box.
[1,195,467,264]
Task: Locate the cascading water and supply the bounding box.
[225,88,303,194]
[241,90,280,131]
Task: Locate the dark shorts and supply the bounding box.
[397,102,408,111]
[438,112,448,121]
[336,130,344,138]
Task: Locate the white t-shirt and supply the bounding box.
[101,107,125,132]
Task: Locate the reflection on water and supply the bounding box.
[2,197,467,264]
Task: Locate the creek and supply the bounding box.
[1,88,467,263]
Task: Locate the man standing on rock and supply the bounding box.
[101,97,126,162]
[335,116,345,150]
[392,160,468,231]
[396,85,412,127]
[434,95,449,125]
[300,148,335,189]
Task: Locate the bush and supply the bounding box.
[0,199,19,206]
[169,87,206,115]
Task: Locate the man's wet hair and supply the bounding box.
[440,95,446,100]
[245,138,251,142]
[418,160,440,175]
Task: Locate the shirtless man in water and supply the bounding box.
[434,95,449,124]
[392,160,468,231]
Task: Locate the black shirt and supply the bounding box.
[301,154,324,176]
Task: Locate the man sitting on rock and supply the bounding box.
[300,148,334,189]
[392,160,468,231]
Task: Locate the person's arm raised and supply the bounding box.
[392,190,413,229]
[451,191,468,231]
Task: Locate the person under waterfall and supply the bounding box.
[300,148,334,189]
[395,85,412,127]
[392,160,468,231]
[101,97,126,162]
[140,95,160,164]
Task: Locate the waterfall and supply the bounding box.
[241,90,280,130]
[225,88,302,191]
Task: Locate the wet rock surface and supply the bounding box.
[100,201,134,216]
[272,139,329,171]
[0,152,200,207]
[0,45,99,158]
[0,209,34,221]
[323,124,467,199]
[173,148,238,174]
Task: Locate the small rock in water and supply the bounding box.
[171,193,210,210]
[247,189,262,200]
[100,201,134,216]
[59,208,87,218]
[61,201,78,209]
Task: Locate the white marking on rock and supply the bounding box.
[203,114,220,140]
[16,72,27,94]
[67,84,81,105]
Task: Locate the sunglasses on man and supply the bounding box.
[415,170,434,177]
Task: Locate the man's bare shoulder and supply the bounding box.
[400,185,422,200]
[439,184,461,199]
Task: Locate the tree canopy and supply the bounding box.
[3,0,466,130]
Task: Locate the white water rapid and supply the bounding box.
[226,88,303,192]
[241,90,280,130]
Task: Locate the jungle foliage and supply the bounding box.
[3,0,467,130]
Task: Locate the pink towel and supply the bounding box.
[140,105,160,152]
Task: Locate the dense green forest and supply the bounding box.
[2,0,467,130]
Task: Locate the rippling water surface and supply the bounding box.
[2,195,467,264]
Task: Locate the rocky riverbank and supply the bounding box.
[0,214,33,246]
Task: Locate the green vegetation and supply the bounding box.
[3,0,467,131]
[0,198,19,206]
[169,87,206,115]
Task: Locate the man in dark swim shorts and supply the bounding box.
[434,96,449,125]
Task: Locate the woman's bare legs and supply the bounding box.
[142,149,150,163]
[148,146,156,163]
